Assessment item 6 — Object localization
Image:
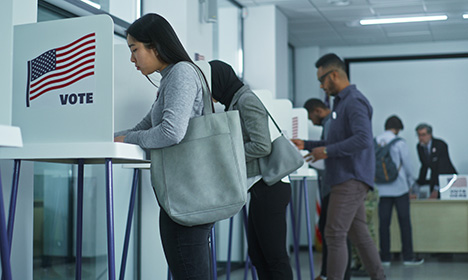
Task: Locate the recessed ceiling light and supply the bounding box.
[463,14,468,19]
[327,0,350,6]
[80,0,101,9]
[360,15,448,25]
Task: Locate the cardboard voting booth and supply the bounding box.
[0,15,150,280]
[0,15,146,163]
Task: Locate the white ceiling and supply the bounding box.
[235,0,468,47]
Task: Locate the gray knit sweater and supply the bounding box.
[114,62,204,149]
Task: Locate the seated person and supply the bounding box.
[415,123,457,198]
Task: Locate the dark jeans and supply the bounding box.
[319,194,351,280]
[378,193,414,261]
[325,180,385,280]
[159,209,214,280]
[247,180,293,280]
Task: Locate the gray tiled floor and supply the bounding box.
[218,251,468,280]
[33,251,468,279]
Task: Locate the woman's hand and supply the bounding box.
[114,136,126,143]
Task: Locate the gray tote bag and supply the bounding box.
[150,65,247,227]
[259,108,304,186]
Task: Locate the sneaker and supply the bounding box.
[381,261,391,267]
[351,269,369,277]
[314,275,327,280]
[403,258,424,266]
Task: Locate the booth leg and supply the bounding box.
[241,206,257,280]
[105,159,116,280]
[296,180,303,239]
[211,225,217,280]
[226,217,233,280]
[289,199,302,280]
[75,159,84,280]
[302,177,315,279]
[7,160,21,250]
[119,169,139,280]
[0,168,13,280]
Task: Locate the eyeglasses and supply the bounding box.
[318,69,335,84]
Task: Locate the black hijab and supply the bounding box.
[209,60,244,111]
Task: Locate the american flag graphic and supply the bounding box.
[26,33,96,107]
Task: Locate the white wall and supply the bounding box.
[244,5,288,99]
[295,40,468,107]
[275,8,288,99]
[294,46,321,108]
[0,0,14,125]
[218,6,241,74]
[143,0,214,62]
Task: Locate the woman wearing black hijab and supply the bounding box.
[209,60,293,280]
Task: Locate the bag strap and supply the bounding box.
[190,63,214,115]
[388,137,402,146]
[262,104,283,135]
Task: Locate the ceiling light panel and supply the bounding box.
[360,15,448,25]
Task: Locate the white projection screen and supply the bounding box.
[347,54,468,176]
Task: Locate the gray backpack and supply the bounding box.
[374,137,401,183]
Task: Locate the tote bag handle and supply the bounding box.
[190,63,215,115]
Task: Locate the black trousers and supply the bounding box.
[247,179,293,280]
[159,209,214,280]
[378,193,414,261]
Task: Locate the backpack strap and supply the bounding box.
[387,137,402,146]
[387,137,402,172]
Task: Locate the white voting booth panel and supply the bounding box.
[0,15,146,163]
[252,90,314,178]
[291,108,317,177]
[252,89,290,139]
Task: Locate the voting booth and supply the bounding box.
[0,15,149,280]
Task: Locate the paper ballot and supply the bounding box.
[308,159,325,170]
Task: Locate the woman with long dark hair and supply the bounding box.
[114,14,213,279]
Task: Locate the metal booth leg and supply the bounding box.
[105,158,116,280]
[119,169,140,280]
[288,198,302,280]
[241,206,257,280]
[7,159,21,251]
[211,225,217,280]
[226,216,234,280]
[302,177,315,279]
[75,159,84,280]
[0,167,13,280]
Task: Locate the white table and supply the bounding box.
[0,142,149,280]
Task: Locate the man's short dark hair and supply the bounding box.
[385,115,404,130]
[303,98,328,112]
[315,53,345,71]
[415,123,432,135]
